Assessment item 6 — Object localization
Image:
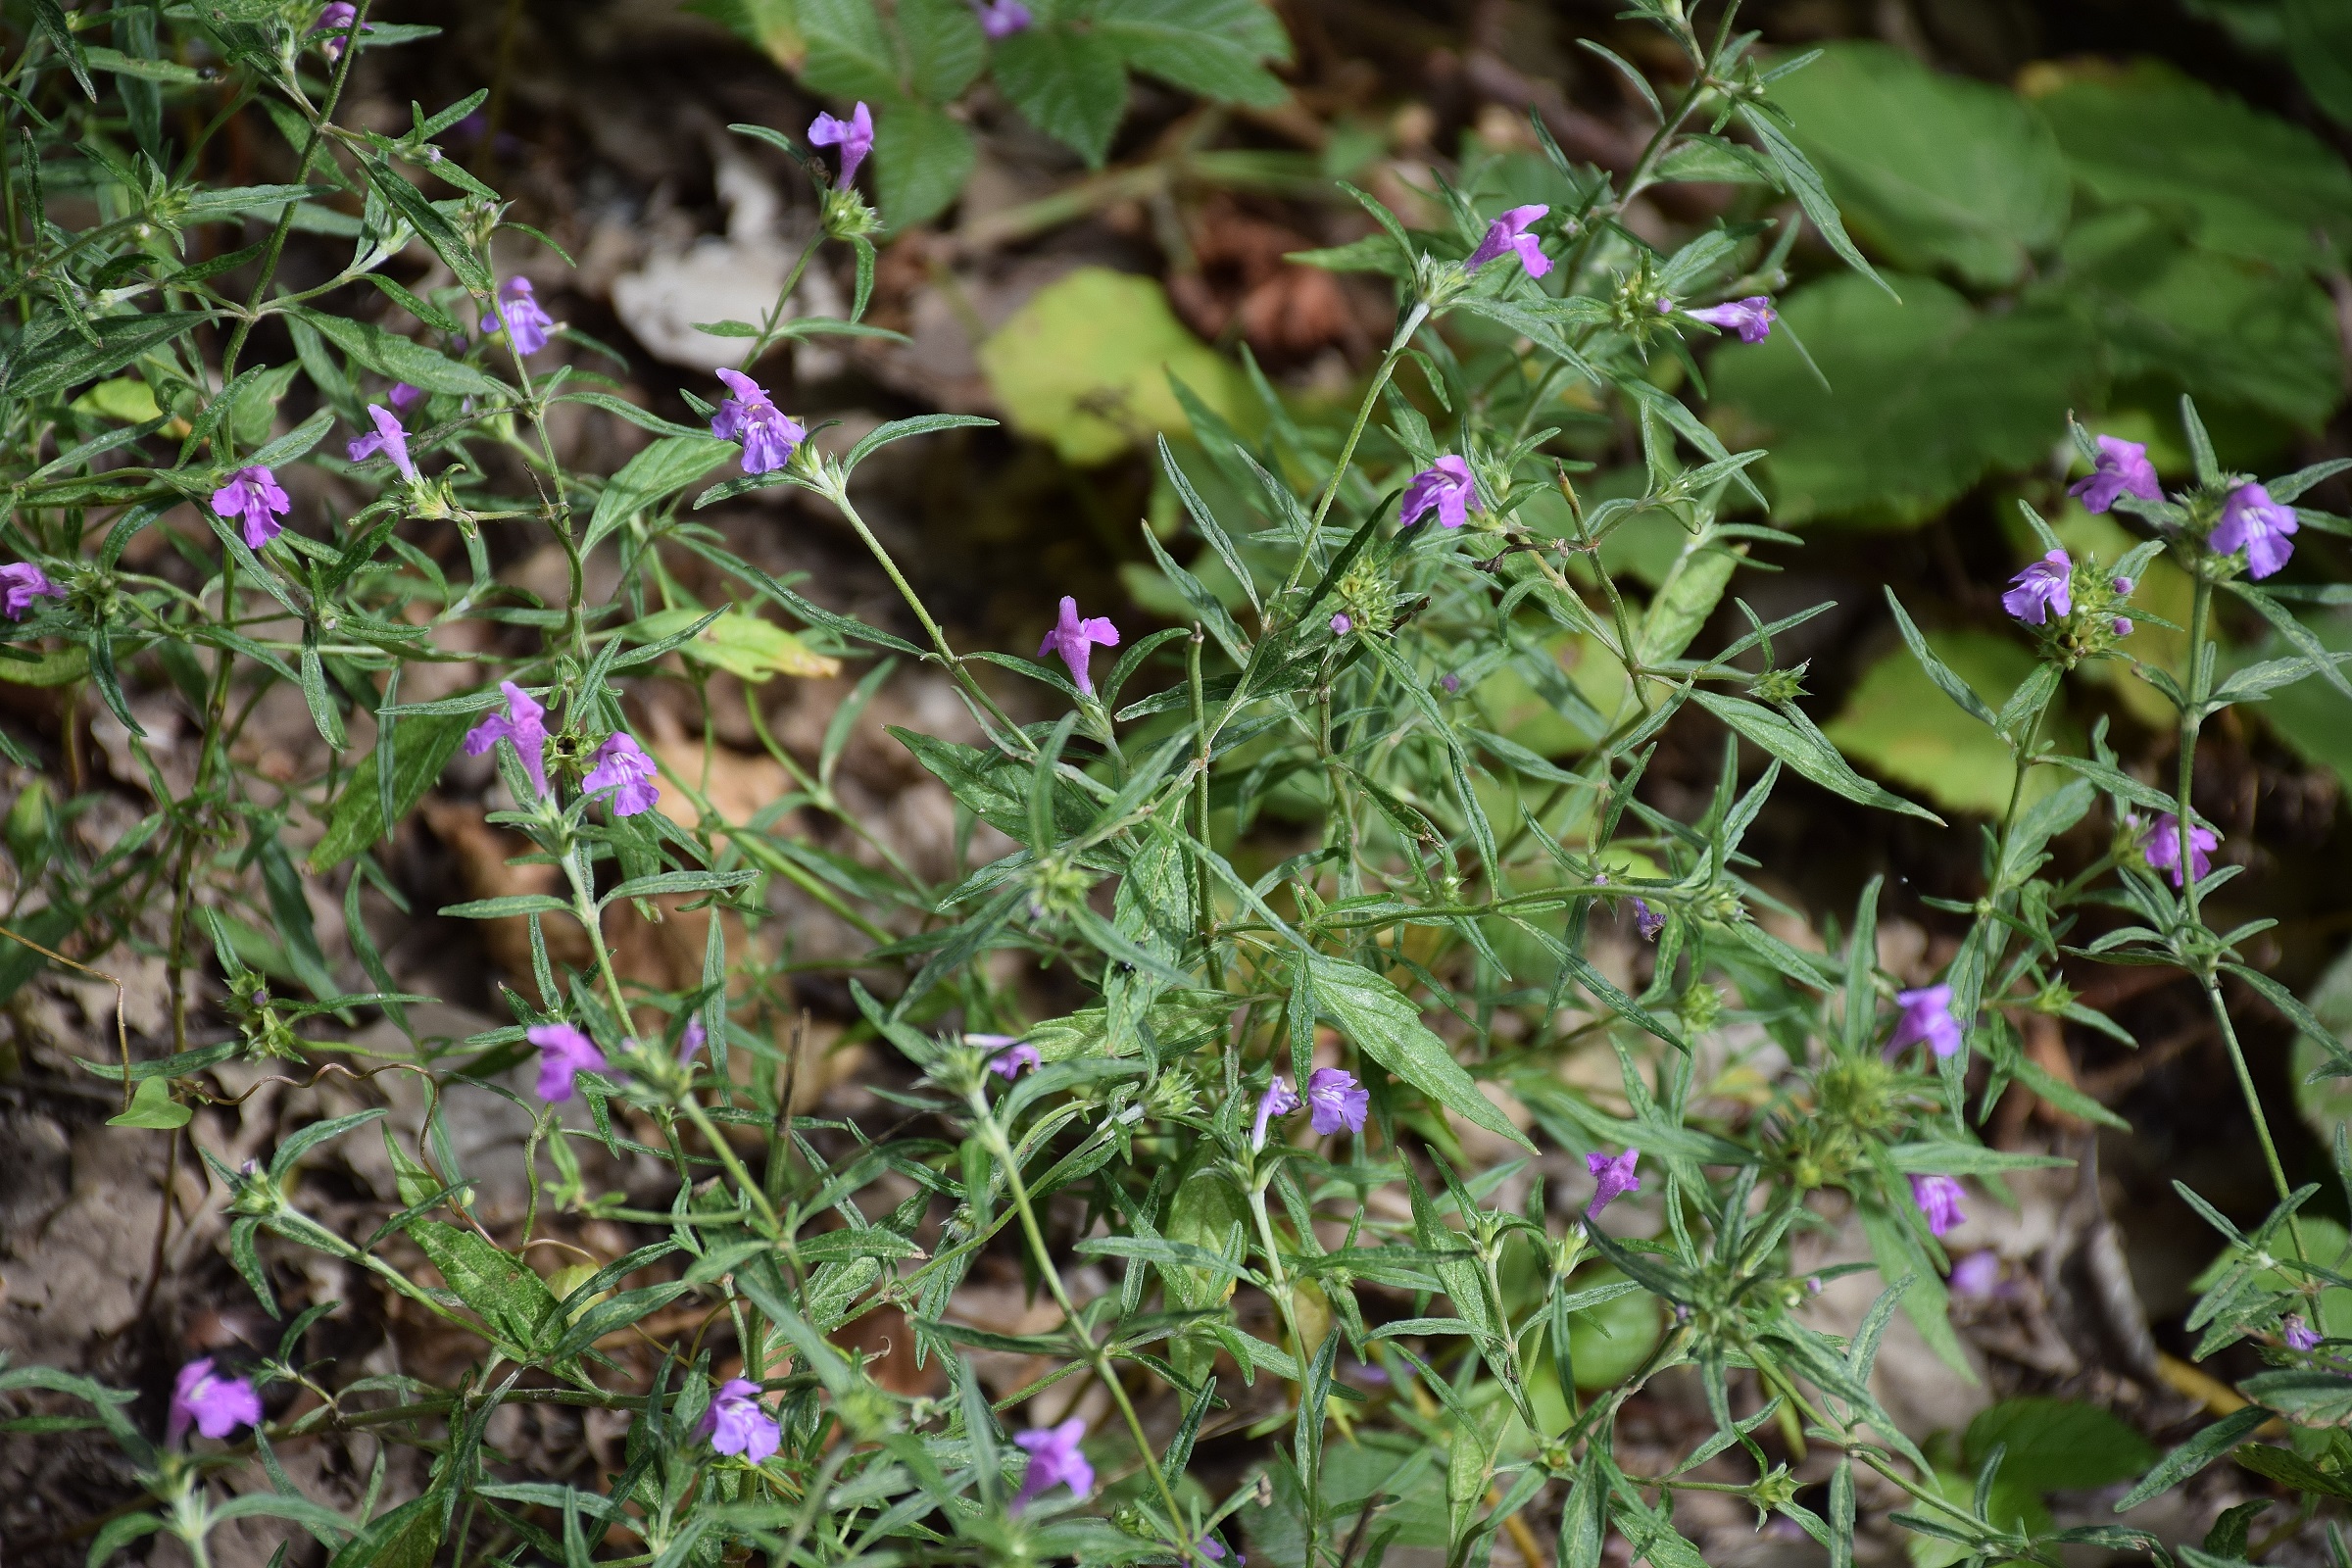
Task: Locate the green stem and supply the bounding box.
[822,484,1029,750]
[977,1102,1190,1539]
[2179,572,2302,1255]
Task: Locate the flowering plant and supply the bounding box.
[0,4,2347,1568]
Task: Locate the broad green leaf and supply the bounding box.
[311,710,470,871]
[2034,62,2352,272]
[1707,272,2099,523]
[992,24,1129,166]
[977,269,1243,465]
[796,0,899,99]
[409,1219,564,1357]
[693,0,808,70]
[1096,0,1289,107]
[585,434,733,552]
[1308,954,1536,1152]
[626,607,844,681]
[1963,1398,2157,1491]
[2116,1406,2271,1510]
[2237,1369,2352,1428]
[2292,944,2352,1146]
[326,1494,446,1568]
[2236,611,2352,795]
[1637,543,1740,666]
[289,307,504,398]
[1768,42,2069,288]
[69,376,163,424]
[899,0,986,102]
[107,1075,191,1129]
[7,311,208,402]
[873,95,975,228]
[2289,0,2352,130]
[1691,690,1943,824]
[2058,212,2344,431]
[1823,630,2073,817]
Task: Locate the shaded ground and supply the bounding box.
[3,0,2349,1563]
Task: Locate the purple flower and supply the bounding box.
[1305,1067,1368,1136]
[528,1021,607,1102]
[2211,482,2298,579]
[0,563,65,620]
[1685,296,1777,344]
[1888,984,1962,1060]
[211,466,292,549]
[1012,1417,1093,1509]
[1331,612,1352,635]
[2067,435,2161,514]
[1466,205,1551,279]
[1910,1174,1967,1239]
[699,1377,781,1462]
[2001,548,2074,626]
[1250,1075,1300,1150]
[679,1017,707,1063]
[2113,617,2133,636]
[2284,1314,2323,1352]
[168,1358,262,1444]
[1586,1148,1640,1219]
[808,102,874,188]
[710,368,806,476]
[1632,898,1664,941]
[989,1043,1042,1079]
[492,277,556,357]
[1400,456,1480,529]
[464,681,550,796]
[2112,575,2134,594]
[347,404,416,482]
[311,2,373,62]
[1439,672,1461,695]
[388,381,423,414]
[584,731,660,816]
[974,0,1031,35]
[2143,811,2217,889]
[1948,1250,2003,1299]
[1039,596,1120,696]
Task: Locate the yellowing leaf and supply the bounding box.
[977,268,1243,466]
[629,607,842,682]
[70,375,162,423]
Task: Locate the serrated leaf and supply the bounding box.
[992,24,1128,166]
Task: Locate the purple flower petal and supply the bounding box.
[1887,984,1962,1060]
[584,731,661,815]
[1011,1417,1093,1509]
[1910,1174,1967,1238]
[1038,596,1120,696]
[463,680,550,796]
[2067,435,2161,514]
[0,563,65,620]
[1585,1148,1639,1219]
[211,465,293,549]
[1684,296,1777,344]
[2001,549,2074,626]
[699,1377,782,1463]
[2142,810,2217,889]
[169,1358,262,1444]
[808,102,874,188]
[2211,482,2298,579]
[1305,1067,1368,1136]
[1400,456,1480,529]
[527,1021,607,1102]
[710,368,806,475]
